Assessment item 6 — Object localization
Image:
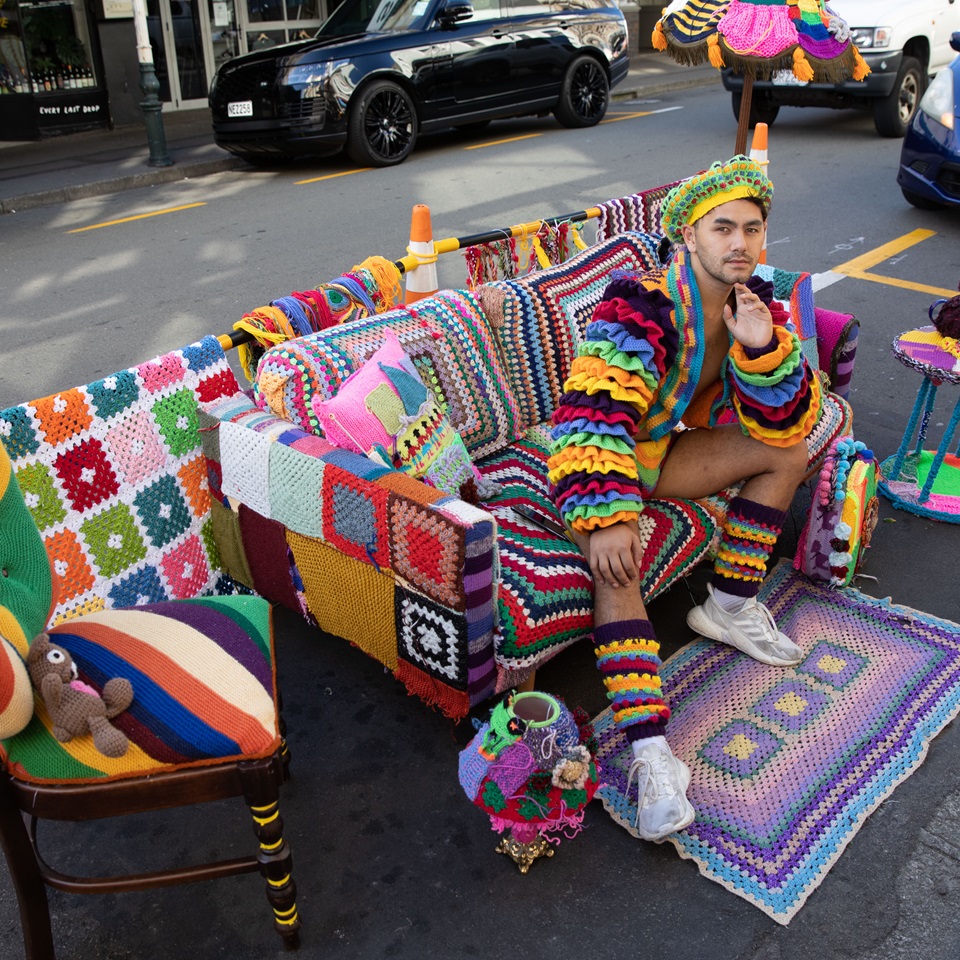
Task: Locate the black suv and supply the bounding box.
[208,0,628,167]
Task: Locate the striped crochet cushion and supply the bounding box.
[1,594,279,784]
[254,291,523,460]
[475,425,717,667]
[487,232,663,432]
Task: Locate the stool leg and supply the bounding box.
[918,395,960,504]
[889,378,934,480]
[240,760,301,951]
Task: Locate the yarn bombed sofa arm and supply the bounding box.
[199,392,500,719]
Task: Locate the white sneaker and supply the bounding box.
[686,584,803,667]
[626,735,695,841]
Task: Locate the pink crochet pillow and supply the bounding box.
[310,331,494,503]
[311,331,416,454]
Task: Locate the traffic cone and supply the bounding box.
[404,204,439,304]
[749,123,769,265]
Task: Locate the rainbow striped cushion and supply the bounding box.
[1,594,279,783]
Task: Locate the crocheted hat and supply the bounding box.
[660,156,774,244]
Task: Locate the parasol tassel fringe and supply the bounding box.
[792,49,815,83]
[652,20,667,52]
[852,49,870,81]
[708,34,725,70]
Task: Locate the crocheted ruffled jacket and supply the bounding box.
[548,249,823,533]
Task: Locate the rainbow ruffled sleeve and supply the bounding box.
[548,277,678,533]
[728,285,822,448]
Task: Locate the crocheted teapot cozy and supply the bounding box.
[459,691,599,842]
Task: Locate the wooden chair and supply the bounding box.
[0,441,300,959]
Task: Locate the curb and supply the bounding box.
[0,155,247,215]
[612,71,719,101]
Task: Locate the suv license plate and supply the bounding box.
[771,69,807,86]
[228,100,253,117]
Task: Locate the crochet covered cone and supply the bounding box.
[655,0,869,84]
[458,691,599,842]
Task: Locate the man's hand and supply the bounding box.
[587,522,644,588]
[723,283,773,350]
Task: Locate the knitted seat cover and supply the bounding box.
[475,425,718,667]
[2,595,280,784]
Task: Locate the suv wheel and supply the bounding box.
[731,90,780,127]
[874,57,924,138]
[553,55,609,128]
[347,80,418,167]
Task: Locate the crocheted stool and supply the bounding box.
[879,326,960,523]
[458,691,599,873]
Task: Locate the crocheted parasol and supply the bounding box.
[652,0,870,154]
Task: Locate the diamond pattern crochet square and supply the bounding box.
[0,336,240,624]
[320,464,390,568]
[388,496,464,610]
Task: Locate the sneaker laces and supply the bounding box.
[627,750,680,829]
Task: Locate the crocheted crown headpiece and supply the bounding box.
[660,156,774,244]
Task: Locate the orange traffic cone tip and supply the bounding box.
[409,204,433,244]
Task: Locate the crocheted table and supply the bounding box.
[879,326,960,523]
[593,562,960,924]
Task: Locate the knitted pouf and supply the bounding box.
[458,691,599,872]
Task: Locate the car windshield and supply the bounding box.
[317,0,433,37]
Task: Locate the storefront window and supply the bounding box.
[0,0,31,93]
[20,0,98,92]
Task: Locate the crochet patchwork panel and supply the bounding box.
[0,338,240,625]
[201,392,498,719]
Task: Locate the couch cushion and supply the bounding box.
[485,232,662,432]
[254,291,523,460]
[2,595,280,784]
[475,425,717,668]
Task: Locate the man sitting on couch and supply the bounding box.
[548,156,822,841]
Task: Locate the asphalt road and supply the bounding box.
[2,82,960,960]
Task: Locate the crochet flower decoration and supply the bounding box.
[551,744,593,791]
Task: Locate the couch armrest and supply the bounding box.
[199,391,499,718]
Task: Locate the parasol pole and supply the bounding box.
[735,73,753,156]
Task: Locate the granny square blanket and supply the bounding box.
[0,337,240,625]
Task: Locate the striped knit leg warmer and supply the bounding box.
[594,619,670,743]
[713,496,787,599]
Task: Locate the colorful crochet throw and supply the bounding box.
[593,563,960,924]
[0,338,240,626]
[653,0,870,85]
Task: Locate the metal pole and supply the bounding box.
[132,0,173,167]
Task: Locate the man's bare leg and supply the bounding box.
[656,424,809,664]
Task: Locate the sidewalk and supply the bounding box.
[0,53,718,215]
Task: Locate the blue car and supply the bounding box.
[898,31,960,210]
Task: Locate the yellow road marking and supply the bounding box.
[465,133,541,150]
[601,110,656,123]
[295,167,371,184]
[67,202,206,233]
[833,229,957,298]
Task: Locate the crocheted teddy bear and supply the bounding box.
[26,635,133,758]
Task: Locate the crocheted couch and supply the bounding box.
[201,232,857,720]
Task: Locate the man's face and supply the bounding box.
[680,198,767,288]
